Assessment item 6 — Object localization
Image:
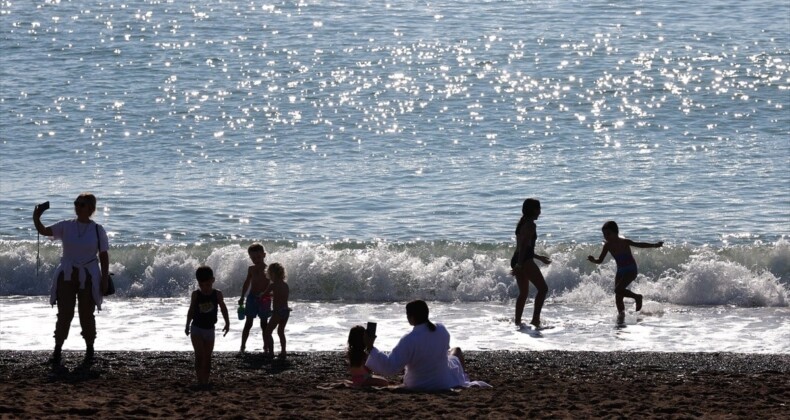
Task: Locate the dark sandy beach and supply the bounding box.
[0,350,787,419]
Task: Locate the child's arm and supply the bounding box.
[217,290,230,336]
[262,283,274,296]
[627,239,663,249]
[587,243,610,264]
[239,267,252,304]
[185,291,196,335]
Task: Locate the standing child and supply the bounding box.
[238,243,271,353]
[347,325,390,387]
[185,266,230,387]
[262,263,290,359]
[587,221,663,321]
[511,198,551,329]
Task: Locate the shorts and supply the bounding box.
[245,293,272,320]
[616,264,638,276]
[190,325,215,342]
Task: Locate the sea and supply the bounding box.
[0,0,788,354]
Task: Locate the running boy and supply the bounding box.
[185,265,229,387]
[238,243,271,353]
[262,263,290,359]
[587,221,663,320]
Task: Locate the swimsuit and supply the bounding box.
[511,222,536,268]
[613,253,637,276]
[350,365,373,386]
[190,324,215,341]
[273,307,291,321]
[192,290,218,329]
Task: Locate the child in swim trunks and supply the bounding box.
[238,243,271,353]
[347,325,390,387]
[185,265,229,387]
[263,263,291,359]
[588,221,663,320]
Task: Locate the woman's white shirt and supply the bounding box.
[365,323,466,391]
[52,220,109,263]
[48,220,109,309]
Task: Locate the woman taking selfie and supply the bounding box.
[33,193,110,363]
[363,300,469,391]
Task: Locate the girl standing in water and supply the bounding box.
[511,198,551,329]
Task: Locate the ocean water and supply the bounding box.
[1,0,788,353]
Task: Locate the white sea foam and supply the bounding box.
[1,240,787,307]
[1,297,787,354]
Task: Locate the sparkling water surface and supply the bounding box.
[1,1,788,353]
[1,0,787,245]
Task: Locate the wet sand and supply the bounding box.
[0,350,788,418]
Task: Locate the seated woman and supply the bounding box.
[363,300,469,391]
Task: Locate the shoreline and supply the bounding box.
[1,350,788,418]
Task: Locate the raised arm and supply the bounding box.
[32,205,53,236]
[628,239,663,249]
[365,337,411,376]
[587,243,610,264]
[262,283,274,296]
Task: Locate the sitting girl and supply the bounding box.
[347,325,390,387]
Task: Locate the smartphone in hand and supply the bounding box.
[366,321,377,338]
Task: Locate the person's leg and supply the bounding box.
[261,303,272,352]
[276,316,288,358]
[191,333,206,384]
[264,316,278,356]
[241,294,258,352]
[615,291,625,313]
[240,317,254,352]
[449,347,465,371]
[202,336,215,385]
[53,272,76,361]
[448,347,469,384]
[77,273,96,359]
[259,316,269,352]
[614,272,637,313]
[514,269,529,326]
[523,262,548,326]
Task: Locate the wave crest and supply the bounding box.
[0,239,787,307]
